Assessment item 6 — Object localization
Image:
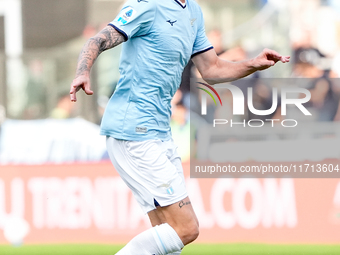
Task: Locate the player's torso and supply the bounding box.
[101,0,201,141]
[119,0,200,97]
[150,0,198,67]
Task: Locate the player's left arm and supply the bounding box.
[192,48,290,85]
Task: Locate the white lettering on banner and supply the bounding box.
[0,179,5,228]
[45,178,63,229]
[186,179,214,228]
[129,197,150,229]
[210,179,236,229]
[92,178,115,230]
[333,182,340,206]
[65,178,79,229]
[28,177,149,230]
[233,179,263,229]
[116,180,130,229]
[0,178,30,245]
[1,176,298,233]
[188,178,297,229]
[0,178,25,229]
[262,179,297,228]
[78,177,94,229]
[28,178,44,229]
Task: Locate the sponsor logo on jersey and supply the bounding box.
[167,20,177,26]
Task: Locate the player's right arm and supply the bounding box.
[70,25,125,102]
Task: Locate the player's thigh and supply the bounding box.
[151,196,199,245]
[148,198,198,227]
[148,207,165,227]
[158,196,198,228]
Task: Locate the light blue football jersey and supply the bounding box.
[100,0,213,141]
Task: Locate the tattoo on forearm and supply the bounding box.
[179,200,191,208]
[75,26,125,77]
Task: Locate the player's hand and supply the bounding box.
[70,75,93,102]
[252,48,290,71]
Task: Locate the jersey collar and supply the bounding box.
[174,0,186,9]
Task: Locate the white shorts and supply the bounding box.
[106,137,188,214]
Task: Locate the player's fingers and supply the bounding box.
[266,60,275,66]
[84,83,94,95]
[280,56,290,63]
[70,76,92,101]
[70,82,81,102]
[70,89,78,102]
[85,89,94,95]
[264,48,282,59]
[70,90,77,102]
[74,77,92,95]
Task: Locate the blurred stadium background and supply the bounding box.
[1,0,340,254]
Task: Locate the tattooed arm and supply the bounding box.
[70,25,125,102]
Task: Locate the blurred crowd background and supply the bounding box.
[1,0,340,164]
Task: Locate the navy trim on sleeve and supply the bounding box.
[191,46,214,58]
[108,23,128,41]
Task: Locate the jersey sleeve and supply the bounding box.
[109,0,156,41]
[192,7,213,57]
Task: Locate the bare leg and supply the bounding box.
[148,196,199,246]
